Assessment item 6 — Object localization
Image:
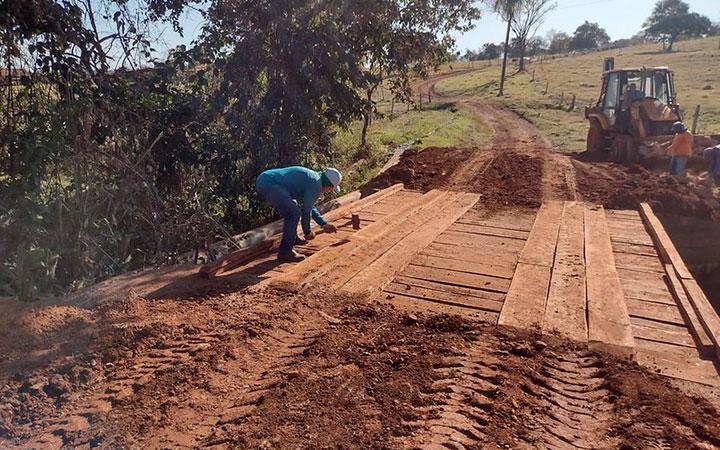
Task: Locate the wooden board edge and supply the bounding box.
[664,264,715,357]
[680,278,720,361]
[638,203,692,280]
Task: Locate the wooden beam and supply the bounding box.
[199,239,275,278]
[498,202,563,330]
[638,203,692,279]
[639,202,720,359]
[277,189,447,286]
[518,201,564,266]
[681,279,720,360]
[342,192,480,293]
[664,265,715,357]
[498,263,552,330]
[543,202,588,343]
[585,205,635,359]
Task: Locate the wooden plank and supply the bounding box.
[447,223,529,240]
[498,263,552,331]
[639,203,692,279]
[433,231,525,252]
[199,239,275,278]
[636,349,720,386]
[606,209,642,219]
[613,252,665,273]
[626,298,685,326]
[393,275,506,302]
[341,192,480,293]
[277,190,447,285]
[518,201,564,266]
[421,243,521,266]
[383,292,500,323]
[459,211,536,232]
[664,265,715,356]
[543,202,588,343]
[610,236,655,247]
[497,202,563,331]
[400,264,511,293]
[455,219,532,234]
[610,242,659,258]
[681,279,720,360]
[384,282,503,312]
[619,284,676,305]
[321,192,466,289]
[410,254,515,280]
[585,205,635,359]
[632,324,697,348]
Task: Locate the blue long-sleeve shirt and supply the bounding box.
[256,166,327,235]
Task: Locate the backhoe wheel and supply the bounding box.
[586,120,607,153]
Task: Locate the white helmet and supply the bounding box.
[324,167,342,192]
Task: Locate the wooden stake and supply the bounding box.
[544,80,549,95]
[560,91,564,105]
[569,94,576,111]
[692,104,701,134]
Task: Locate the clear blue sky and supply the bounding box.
[152,0,719,56]
[453,0,719,52]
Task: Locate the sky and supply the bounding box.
[453,0,719,52]
[143,0,719,57]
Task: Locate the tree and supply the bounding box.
[509,0,556,71]
[547,31,572,54]
[569,21,610,51]
[644,0,711,52]
[493,0,522,96]
[481,43,503,60]
[348,1,480,147]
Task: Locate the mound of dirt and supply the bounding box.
[573,160,720,222]
[363,147,474,193]
[365,147,542,209]
[465,151,542,209]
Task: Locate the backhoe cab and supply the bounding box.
[585,58,682,161]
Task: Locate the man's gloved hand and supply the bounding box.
[304,231,316,241]
[322,223,337,233]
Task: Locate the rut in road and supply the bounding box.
[402,340,618,450]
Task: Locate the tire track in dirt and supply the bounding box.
[202,320,327,447]
[401,337,617,449]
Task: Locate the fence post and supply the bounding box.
[391,98,395,116]
[691,104,701,134]
[560,91,564,106]
[544,80,549,95]
[531,69,535,82]
[569,94,576,111]
[428,92,431,103]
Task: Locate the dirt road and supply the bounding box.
[413,69,579,202]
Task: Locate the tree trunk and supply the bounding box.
[518,41,526,72]
[360,88,374,147]
[499,15,512,96]
[667,36,676,52]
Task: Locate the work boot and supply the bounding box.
[295,235,309,245]
[277,250,306,263]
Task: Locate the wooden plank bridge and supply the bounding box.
[218,184,720,386]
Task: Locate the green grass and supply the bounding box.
[328,100,493,192]
[434,37,720,152]
[365,102,493,148]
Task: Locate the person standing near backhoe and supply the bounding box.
[256,166,342,262]
[666,121,693,178]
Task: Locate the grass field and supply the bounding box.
[434,37,720,152]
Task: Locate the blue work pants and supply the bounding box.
[256,182,300,254]
[669,156,688,177]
